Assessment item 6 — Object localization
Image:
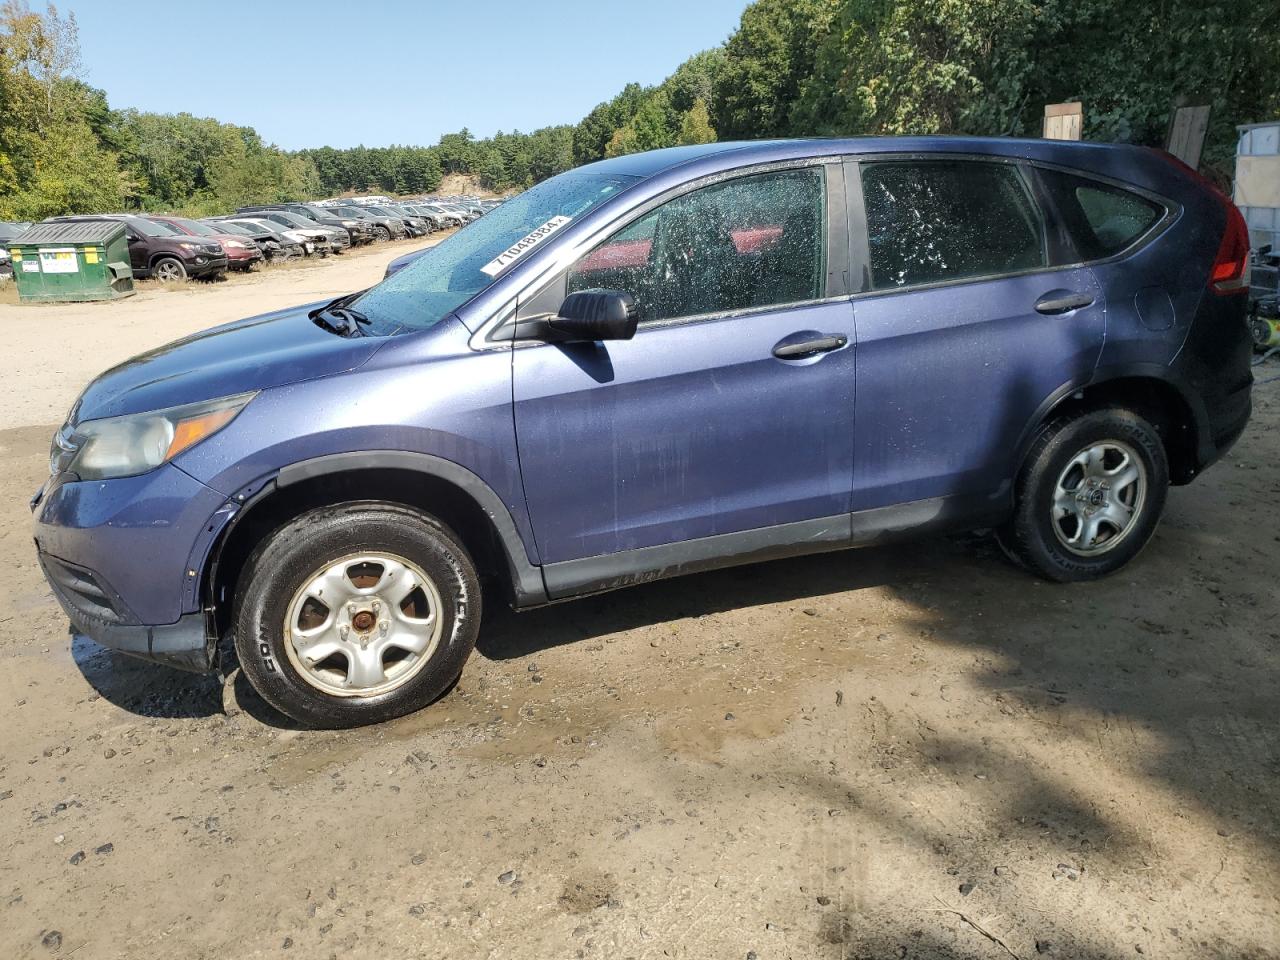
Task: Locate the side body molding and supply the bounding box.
[275,451,548,607]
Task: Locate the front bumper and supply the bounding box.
[32,464,228,672]
[187,255,229,277]
[225,247,264,266]
[41,550,214,671]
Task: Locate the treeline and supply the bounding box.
[291,0,1280,199]
[3,0,1278,221]
[701,0,1279,176]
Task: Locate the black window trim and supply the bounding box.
[844,152,1181,300]
[479,157,853,348]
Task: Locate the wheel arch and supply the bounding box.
[203,452,546,640]
[1014,367,1207,485]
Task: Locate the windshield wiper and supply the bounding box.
[309,291,372,337]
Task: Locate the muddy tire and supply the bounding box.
[233,502,481,728]
[375,225,392,242]
[997,408,1168,582]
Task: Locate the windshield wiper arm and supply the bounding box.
[309,291,372,337]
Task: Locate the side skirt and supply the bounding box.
[536,491,1009,605]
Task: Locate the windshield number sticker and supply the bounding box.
[480,216,572,277]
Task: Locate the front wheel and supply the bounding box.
[997,408,1169,582]
[375,225,392,242]
[233,502,481,728]
[151,257,187,283]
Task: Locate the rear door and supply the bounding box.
[512,163,856,583]
[846,156,1105,511]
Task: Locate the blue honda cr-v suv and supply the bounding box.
[33,137,1254,727]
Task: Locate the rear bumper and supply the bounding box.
[1174,292,1255,478]
[1198,380,1252,471]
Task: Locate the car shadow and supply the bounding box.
[71,633,224,720]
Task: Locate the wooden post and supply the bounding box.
[1043,102,1083,141]
[1166,104,1211,168]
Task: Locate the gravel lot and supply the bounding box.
[1,251,1278,959]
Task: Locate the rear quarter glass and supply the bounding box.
[1034,167,1165,261]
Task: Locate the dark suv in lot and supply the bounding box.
[33,138,1252,728]
[238,204,377,245]
[46,214,227,281]
[325,204,408,241]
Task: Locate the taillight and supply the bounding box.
[1149,148,1252,296]
[1209,200,1250,295]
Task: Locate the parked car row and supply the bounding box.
[2,195,503,285]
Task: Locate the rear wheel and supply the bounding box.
[233,502,481,728]
[997,408,1168,582]
[151,257,187,283]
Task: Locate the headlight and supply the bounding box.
[178,241,199,251]
[64,393,255,481]
[223,240,247,250]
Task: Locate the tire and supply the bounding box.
[151,257,187,283]
[233,502,481,728]
[375,225,392,242]
[996,408,1169,582]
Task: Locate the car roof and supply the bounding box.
[577,136,1168,188]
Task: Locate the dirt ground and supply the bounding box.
[0,248,1277,960]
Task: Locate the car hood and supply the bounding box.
[72,304,386,422]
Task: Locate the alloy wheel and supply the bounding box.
[153,259,186,282]
[1051,440,1148,556]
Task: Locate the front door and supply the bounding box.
[512,165,856,584]
[123,228,148,272]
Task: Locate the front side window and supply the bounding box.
[861,160,1046,289]
[567,167,827,324]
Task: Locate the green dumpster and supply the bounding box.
[9,221,134,303]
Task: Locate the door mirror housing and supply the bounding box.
[547,290,639,342]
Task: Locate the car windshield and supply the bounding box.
[168,218,220,236]
[128,217,178,237]
[212,222,252,236]
[272,212,315,228]
[238,220,277,235]
[332,206,369,218]
[352,169,638,334]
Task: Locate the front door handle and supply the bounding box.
[772,333,848,359]
[1035,291,1095,315]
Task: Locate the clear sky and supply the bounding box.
[56,0,750,150]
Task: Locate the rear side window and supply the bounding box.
[568,167,827,323]
[1035,168,1164,260]
[860,160,1046,289]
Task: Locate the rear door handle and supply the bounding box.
[772,333,848,359]
[1035,291,1095,315]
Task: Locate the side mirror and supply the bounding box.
[546,290,639,342]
